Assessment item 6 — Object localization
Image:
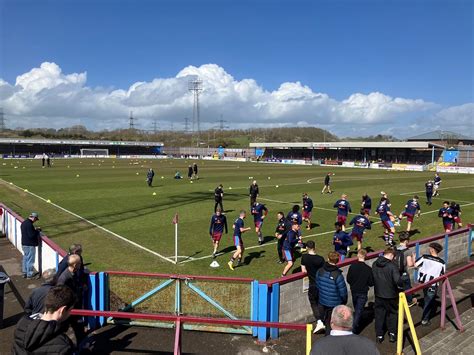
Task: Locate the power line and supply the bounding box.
[0,108,6,131]
[153,118,158,134]
[183,117,190,132]
[188,77,203,139]
[129,111,135,130]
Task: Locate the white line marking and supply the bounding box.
[400,185,474,196]
[306,174,431,184]
[181,201,474,264]
[1,178,176,264]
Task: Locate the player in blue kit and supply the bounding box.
[349,209,372,251]
[251,202,268,245]
[228,210,251,270]
[333,222,353,260]
[333,194,352,231]
[209,208,228,258]
[287,205,303,225]
[361,193,372,215]
[398,196,421,232]
[438,201,454,233]
[376,197,396,246]
[302,193,314,230]
[281,223,300,277]
[433,173,442,197]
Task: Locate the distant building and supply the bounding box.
[406,131,474,146]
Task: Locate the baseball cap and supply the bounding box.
[30,212,39,220]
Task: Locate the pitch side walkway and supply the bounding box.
[1,237,473,354]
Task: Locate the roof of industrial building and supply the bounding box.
[407,130,473,141]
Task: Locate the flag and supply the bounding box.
[172,213,179,224]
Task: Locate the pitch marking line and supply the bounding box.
[1,179,176,264]
[400,185,474,196]
[181,200,474,264]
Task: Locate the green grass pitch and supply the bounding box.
[1,158,473,280]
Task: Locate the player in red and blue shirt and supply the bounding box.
[333,194,352,230]
[281,223,300,276]
[398,196,421,232]
[251,202,268,245]
[349,209,372,251]
[228,210,251,270]
[438,201,454,233]
[333,222,353,260]
[376,197,396,246]
[287,205,305,249]
[209,208,228,258]
[302,193,314,230]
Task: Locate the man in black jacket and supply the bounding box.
[372,247,401,344]
[25,269,57,315]
[347,249,374,334]
[214,184,224,212]
[13,286,76,354]
[249,180,259,206]
[20,212,41,279]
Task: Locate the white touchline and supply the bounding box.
[1,179,176,264]
[181,201,474,264]
[400,185,474,196]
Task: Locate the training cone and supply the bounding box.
[24,189,28,192]
[276,185,279,188]
[136,172,139,175]
[47,199,51,203]
[76,174,80,177]
[210,261,220,268]
[152,192,157,196]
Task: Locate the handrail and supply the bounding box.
[105,270,254,283]
[70,309,307,330]
[405,262,474,295]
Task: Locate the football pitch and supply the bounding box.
[1,158,473,280]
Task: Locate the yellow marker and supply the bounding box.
[24,189,28,192]
[47,199,51,203]
[152,192,157,196]
[306,324,312,355]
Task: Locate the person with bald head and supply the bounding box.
[311,305,380,355]
[57,254,86,342]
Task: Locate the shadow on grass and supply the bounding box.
[243,250,266,265]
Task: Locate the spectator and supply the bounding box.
[57,254,86,343]
[13,286,76,354]
[187,165,193,179]
[311,305,380,355]
[347,249,374,334]
[193,163,199,179]
[25,269,57,315]
[395,232,417,307]
[57,244,85,281]
[415,242,445,326]
[372,247,401,344]
[20,212,41,279]
[301,240,325,334]
[315,252,348,335]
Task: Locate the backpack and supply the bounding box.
[394,248,408,275]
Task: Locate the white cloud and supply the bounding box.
[0,62,471,137]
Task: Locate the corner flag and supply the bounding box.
[172,213,179,224]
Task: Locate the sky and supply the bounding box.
[0,0,472,138]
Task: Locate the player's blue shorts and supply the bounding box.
[382,220,394,229]
[233,235,243,248]
[283,249,293,262]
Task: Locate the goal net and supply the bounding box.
[80,148,109,157]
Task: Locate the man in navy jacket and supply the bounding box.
[20,212,41,279]
[316,252,348,335]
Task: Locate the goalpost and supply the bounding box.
[80,148,110,157]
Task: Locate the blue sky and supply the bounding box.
[0,0,472,136]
